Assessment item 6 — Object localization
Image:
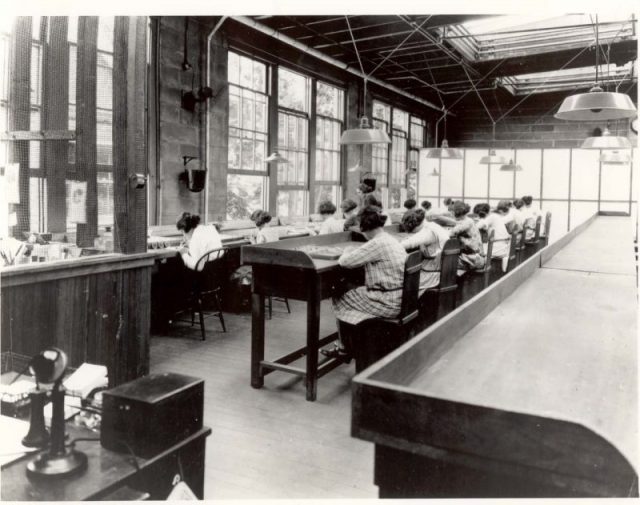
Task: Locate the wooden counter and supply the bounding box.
[352,216,637,498]
[1,253,158,386]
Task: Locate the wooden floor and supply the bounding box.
[150,299,377,499]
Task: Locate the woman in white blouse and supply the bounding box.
[176,212,223,271]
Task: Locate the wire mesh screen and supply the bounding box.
[0,16,116,262]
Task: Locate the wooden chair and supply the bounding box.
[541,212,552,246]
[174,248,227,340]
[420,238,462,321]
[514,227,527,265]
[476,229,495,288]
[525,215,542,246]
[349,250,423,373]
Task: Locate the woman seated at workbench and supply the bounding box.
[400,209,444,295]
[318,201,345,235]
[449,201,485,272]
[176,212,223,270]
[474,202,511,271]
[250,210,279,244]
[341,198,359,232]
[322,206,407,360]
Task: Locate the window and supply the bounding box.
[277,67,310,216]
[226,51,269,219]
[408,116,426,200]
[314,81,344,209]
[371,100,390,186]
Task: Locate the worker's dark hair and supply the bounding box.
[451,200,470,218]
[522,195,533,206]
[363,193,382,208]
[358,182,374,194]
[176,212,201,233]
[340,198,358,213]
[401,209,426,233]
[403,198,417,210]
[497,200,511,213]
[513,198,525,210]
[443,197,454,206]
[473,203,491,218]
[318,200,337,215]
[421,200,432,211]
[358,205,388,232]
[251,210,272,228]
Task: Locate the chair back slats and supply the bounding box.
[506,232,519,272]
[438,238,462,293]
[533,215,542,242]
[194,248,226,292]
[482,229,495,285]
[398,250,423,321]
[543,212,552,243]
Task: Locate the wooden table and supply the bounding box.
[1,420,211,500]
[352,216,638,498]
[242,230,368,401]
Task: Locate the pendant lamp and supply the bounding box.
[555,16,636,121]
[425,112,463,159]
[479,124,507,164]
[265,152,288,163]
[428,168,440,177]
[339,19,391,146]
[600,150,631,164]
[581,126,632,149]
[500,159,522,171]
[340,115,391,145]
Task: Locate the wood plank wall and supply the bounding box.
[1,260,152,386]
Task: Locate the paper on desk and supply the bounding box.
[0,416,38,467]
[63,363,108,398]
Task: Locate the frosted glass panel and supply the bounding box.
[600,161,631,201]
[540,201,568,242]
[440,159,463,199]
[489,149,514,199]
[514,149,541,199]
[418,150,440,197]
[570,202,598,230]
[542,149,570,199]
[464,149,488,198]
[570,149,599,200]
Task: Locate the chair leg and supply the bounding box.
[197,297,205,341]
[284,297,291,314]
[214,290,226,333]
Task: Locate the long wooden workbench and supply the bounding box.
[352,215,638,497]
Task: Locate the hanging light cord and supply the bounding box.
[345,16,367,115]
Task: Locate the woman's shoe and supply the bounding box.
[321,344,352,364]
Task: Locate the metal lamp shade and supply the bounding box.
[425,139,463,160]
[479,149,508,165]
[500,160,523,171]
[265,152,288,163]
[340,116,391,145]
[555,87,637,121]
[600,150,631,164]
[581,128,632,149]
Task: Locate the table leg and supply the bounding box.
[251,292,265,389]
[305,285,321,401]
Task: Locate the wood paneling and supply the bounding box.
[113,17,148,253]
[1,257,152,386]
[75,17,99,247]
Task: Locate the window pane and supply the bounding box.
[277,189,307,217]
[316,81,344,120]
[227,174,266,220]
[278,67,309,113]
[372,100,390,122]
[315,116,341,183]
[390,130,407,186]
[371,118,388,186]
[278,111,308,186]
[392,109,409,131]
[314,185,340,208]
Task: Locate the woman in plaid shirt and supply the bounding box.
[323,206,407,360]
